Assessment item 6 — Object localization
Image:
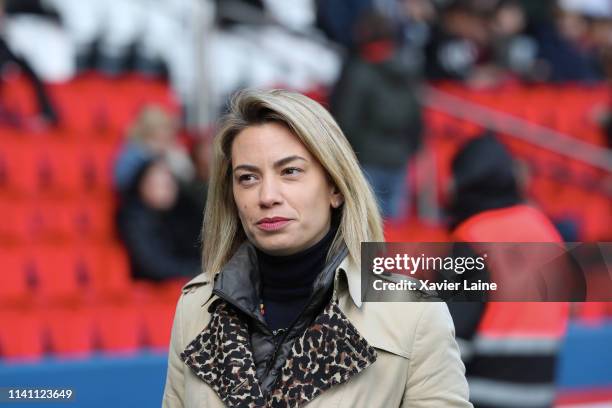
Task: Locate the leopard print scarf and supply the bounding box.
[182,300,377,407]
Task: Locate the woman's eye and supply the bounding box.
[282,167,303,176]
[238,174,257,184]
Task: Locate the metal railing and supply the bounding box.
[423,86,612,173]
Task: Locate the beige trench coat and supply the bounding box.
[162,256,472,408]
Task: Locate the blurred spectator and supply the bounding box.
[183,137,210,216]
[117,158,201,281]
[419,0,612,84]
[177,137,210,252]
[425,0,541,87]
[518,0,555,24]
[374,0,438,77]
[426,2,488,80]
[585,4,612,79]
[425,1,496,85]
[448,133,523,227]
[489,0,541,80]
[113,105,194,195]
[0,0,59,126]
[446,133,570,408]
[380,0,437,49]
[535,0,606,82]
[315,0,373,50]
[333,11,423,219]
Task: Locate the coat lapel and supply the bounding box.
[268,302,378,407]
[181,301,267,408]
[182,298,377,408]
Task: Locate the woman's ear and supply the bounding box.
[330,186,344,209]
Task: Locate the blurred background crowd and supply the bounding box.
[0,0,611,407]
[7,0,612,118]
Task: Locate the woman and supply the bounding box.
[162,89,471,407]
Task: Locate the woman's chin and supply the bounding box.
[253,238,299,256]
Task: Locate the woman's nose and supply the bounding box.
[258,177,283,207]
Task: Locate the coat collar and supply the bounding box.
[335,256,362,308]
[182,242,364,310]
[181,298,377,407]
[181,301,267,407]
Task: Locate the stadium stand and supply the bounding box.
[0,70,610,406]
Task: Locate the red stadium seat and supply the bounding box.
[31,245,84,303]
[25,197,115,243]
[0,309,45,360]
[50,80,95,134]
[0,139,43,197]
[72,199,116,240]
[38,141,89,196]
[82,143,118,195]
[580,195,612,241]
[31,199,76,242]
[94,303,142,353]
[0,73,38,118]
[0,247,31,304]
[81,244,132,300]
[142,301,176,349]
[33,198,116,242]
[0,200,35,242]
[43,306,95,356]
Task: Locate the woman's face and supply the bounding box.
[139,162,178,210]
[231,122,343,256]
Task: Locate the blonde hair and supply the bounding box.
[128,105,177,141]
[202,89,383,277]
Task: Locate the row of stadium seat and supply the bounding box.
[0,138,116,198]
[3,74,608,144]
[433,81,609,146]
[0,244,132,304]
[2,72,179,136]
[0,198,115,243]
[0,298,178,359]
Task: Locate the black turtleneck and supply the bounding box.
[256,225,337,331]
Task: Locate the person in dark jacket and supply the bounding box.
[162,89,471,407]
[333,11,423,220]
[449,132,523,228]
[117,158,201,281]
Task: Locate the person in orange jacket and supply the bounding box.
[446,133,572,408]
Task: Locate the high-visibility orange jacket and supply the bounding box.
[451,204,569,408]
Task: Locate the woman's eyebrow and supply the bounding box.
[233,164,259,173]
[233,155,307,173]
[273,155,307,168]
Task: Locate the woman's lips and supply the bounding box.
[256,219,291,231]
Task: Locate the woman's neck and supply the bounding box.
[256,225,337,302]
